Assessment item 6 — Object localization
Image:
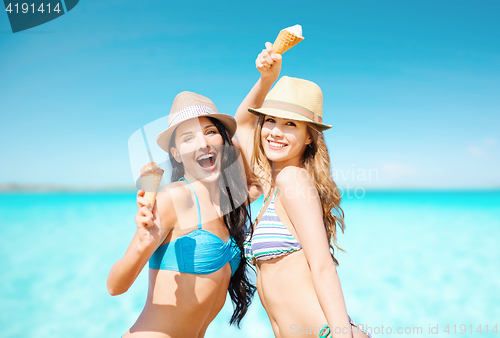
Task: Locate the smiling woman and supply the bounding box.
[258,115,312,168]
[233,44,373,338]
[168,117,224,183]
[107,92,255,338]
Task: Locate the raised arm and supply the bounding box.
[234,42,282,168]
[276,167,352,338]
[106,189,175,295]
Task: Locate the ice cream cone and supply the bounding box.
[140,162,164,209]
[272,25,304,55]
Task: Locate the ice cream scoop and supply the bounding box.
[140,162,164,209]
[285,24,303,38]
[272,24,304,55]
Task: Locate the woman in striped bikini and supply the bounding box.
[234,43,372,338]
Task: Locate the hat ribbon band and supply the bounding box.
[169,105,217,127]
[262,100,322,123]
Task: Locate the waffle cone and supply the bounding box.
[141,170,163,209]
[272,29,304,54]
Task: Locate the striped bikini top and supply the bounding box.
[244,190,302,262]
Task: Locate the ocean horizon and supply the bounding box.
[1,190,498,337]
[2,183,499,192]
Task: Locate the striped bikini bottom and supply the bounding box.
[319,317,372,338]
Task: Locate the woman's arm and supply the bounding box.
[106,189,175,296]
[276,167,352,338]
[234,42,282,168]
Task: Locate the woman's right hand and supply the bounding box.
[107,189,172,296]
[256,42,282,82]
[135,190,163,249]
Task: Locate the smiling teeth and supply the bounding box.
[198,154,214,160]
[269,141,285,148]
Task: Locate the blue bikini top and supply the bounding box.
[149,178,241,277]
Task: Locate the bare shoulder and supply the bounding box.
[156,181,195,226]
[275,167,318,205]
[276,167,314,188]
[159,181,195,207]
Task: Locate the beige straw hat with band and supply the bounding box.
[248,76,332,131]
[156,91,237,152]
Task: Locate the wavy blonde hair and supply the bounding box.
[251,114,345,265]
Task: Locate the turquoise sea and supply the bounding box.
[1,191,499,337]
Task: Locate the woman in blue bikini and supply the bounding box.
[107,92,255,337]
[235,44,372,338]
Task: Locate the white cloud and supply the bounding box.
[484,137,497,147]
[465,145,487,158]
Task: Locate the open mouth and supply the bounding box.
[267,140,288,150]
[196,152,217,171]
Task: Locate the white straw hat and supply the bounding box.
[248,76,332,130]
[156,91,237,152]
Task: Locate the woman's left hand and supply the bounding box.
[135,190,164,249]
[256,42,282,82]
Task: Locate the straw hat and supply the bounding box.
[156,91,237,152]
[248,76,332,130]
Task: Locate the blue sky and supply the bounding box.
[1,0,499,189]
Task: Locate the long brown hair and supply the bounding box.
[168,117,255,326]
[251,115,345,265]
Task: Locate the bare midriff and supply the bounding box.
[256,250,328,338]
[124,266,231,338]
